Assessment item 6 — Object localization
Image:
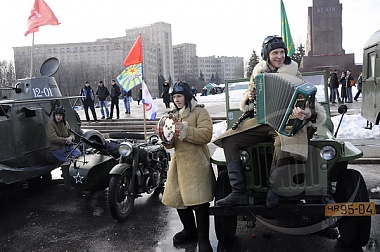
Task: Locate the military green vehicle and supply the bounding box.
[210,71,377,248]
[362,30,380,129]
[0,58,104,194]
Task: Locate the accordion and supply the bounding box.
[254,73,317,136]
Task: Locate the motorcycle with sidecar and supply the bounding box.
[62,131,170,221]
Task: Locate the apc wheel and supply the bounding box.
[28,172,52,189]
[334,169,371,248]
[108,168,135,221]
[214,170,237,243]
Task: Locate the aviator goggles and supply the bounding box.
[263,35,283,44]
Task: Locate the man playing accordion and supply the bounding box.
[213,35,327,208]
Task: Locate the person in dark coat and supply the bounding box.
[329,69,340,104]
[137,88,142,105]
[80,81,97,122]
[162,81,171,108]
[354,72,363,101]
[340,72,347,103]
[107,79,121,119]
[95,80,110,119]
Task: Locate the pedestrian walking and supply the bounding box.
[354,72,363,101]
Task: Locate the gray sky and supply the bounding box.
[1,0,379,64]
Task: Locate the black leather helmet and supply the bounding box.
[54,106,65,115]
[169,81,193,102]
[261,35,291,64]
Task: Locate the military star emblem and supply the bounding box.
[73,171,84,184]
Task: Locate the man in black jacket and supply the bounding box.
[329,69,340,104]
[95,80,110,119]
[80,81,98,122]
[107,79,121,119]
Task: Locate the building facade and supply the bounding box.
[173,43,244,84]
[13,22,244,97]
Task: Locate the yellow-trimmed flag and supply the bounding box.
[281,0,295,56]
[117,35,143,91]
[117,64,143,91]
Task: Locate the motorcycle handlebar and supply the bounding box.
[69,129,108,152]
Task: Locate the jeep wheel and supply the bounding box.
[334,169,371,248]
[214,170,237,243]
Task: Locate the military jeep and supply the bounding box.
[209,71,376,248]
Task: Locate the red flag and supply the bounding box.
[24,0,60,37]
[123,34,143,66]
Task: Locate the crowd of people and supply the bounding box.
[78,79,144,122]
[329,69,363,105]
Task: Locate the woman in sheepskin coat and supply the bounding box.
[214,35,327,208]
[161,81,214,252]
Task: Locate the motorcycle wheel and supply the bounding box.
[108,168,135,221]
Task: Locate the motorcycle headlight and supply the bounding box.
[320,146,336,161]
[119,142,133,157]
[240,150,250,163]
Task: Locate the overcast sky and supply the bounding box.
[1,0,379,64]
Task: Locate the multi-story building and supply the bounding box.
[126,22,174,82]
[173,43,198,81]
[13,21,243,97]
[197,56,244,84]
[173,43,244,84]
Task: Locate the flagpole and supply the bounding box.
[30,32,35,78]
[143,102,147,142]
[141,34,147,142]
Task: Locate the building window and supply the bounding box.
[66,48,70,52]
[87,47,91,51]
[61,48,65,53]
[93,46,97,51]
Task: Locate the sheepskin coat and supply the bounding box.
[46,119,75,151]
[161,98,214,209]
[213,60,327,160]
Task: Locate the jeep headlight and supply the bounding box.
[119,142,133,157]
[240,150,249,163]
[320,146,336,160]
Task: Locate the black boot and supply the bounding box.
[266,164,280,208]
[266,185,279,208]
[215,160,248,206]
[173,208,197,244]
[61,162,71,190]
[194,203,212,252]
